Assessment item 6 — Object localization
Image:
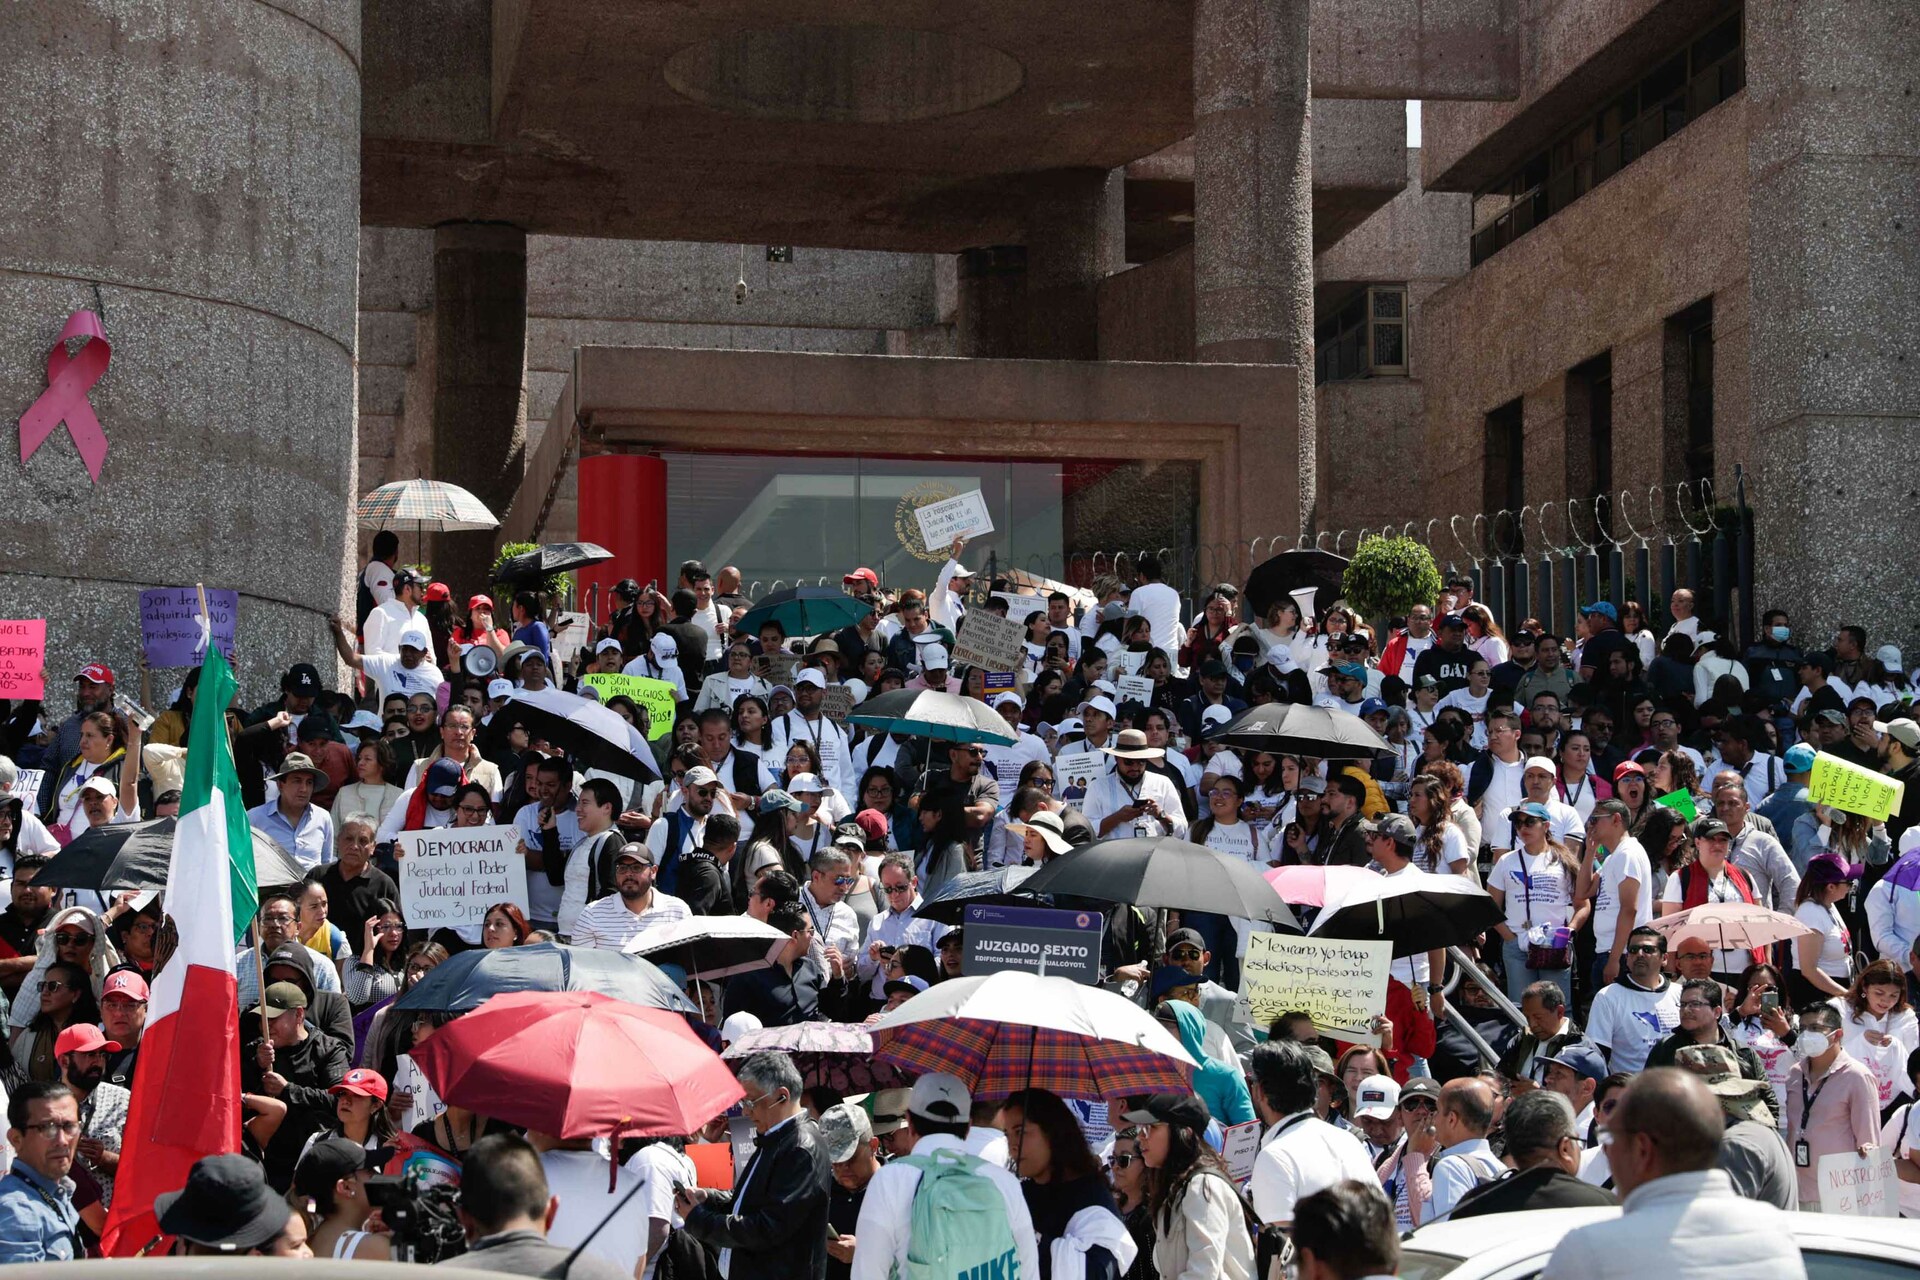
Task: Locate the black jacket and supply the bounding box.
[241,1024,351,1191]
[685,1115,832,1280]
[676,850,734,917]
[261,941,356,1048]
[1644,1027,1768,1082]
[1448,1165,1616,1219]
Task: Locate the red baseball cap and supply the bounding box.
[843,567,879,588]
[101,971,149,1002]
[328,1068,389,1102]
[54,1025,121,1057]
[854,808,891,845]
[468,594,495,614]
[1612,760,1647,784]
[423,582,452,603]
[75,664,115,686]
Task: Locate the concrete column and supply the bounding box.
[1746,1,1920,648]
[430,223,529,591]
[1193,0,1315,533]
[1024,168,1126,360]
[954,247,1029,358]
[0,0,361,691]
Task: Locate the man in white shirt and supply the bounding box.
[1044,592,1083,661]
[623,632,690,702]
[929,538,975,632]
[1473,710,1529,851]
[1703,716,1784,808]
[534,1127,656,1280]
[1362,815,1446,992]
[1128,554,1185,674]
[1246,1040,1377,1226]
[516,756,583,933]
[801,842,864,987]
[556,777,623,941]
[1585,799,1653,989]
[771,670,853,797]
[849,1073,1038,1280]
[1665,588,1700,643]
[858,854,946,1002]
[570,839,692,951]
[1587,925,1683,1073]
[1081,730,1189,840]
[331,618,445,702]
[363,566,427,656]
[1426,1078,1504,1220]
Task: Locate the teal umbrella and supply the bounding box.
[738,586,872,638]
[846,688,1016,746]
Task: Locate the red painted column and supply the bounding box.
[576,453,668,625]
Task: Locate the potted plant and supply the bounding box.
[1341,535,1442,625]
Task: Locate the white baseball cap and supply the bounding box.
[487,678,513,700]
[992,691,1024,710]
[396,621,431,652]
[651,632,678,659]
[1084,696,1117,719]
[922,645,950,670]
[794,669,828,689]
[1353,1074,1401,1120]
[1267,644,1297,674]
[908,1072,971,1125]
[683,766,720,788]
[1524,755,1558,775]
[79,776,118,799]
[720,1012,763,1045]
[1206,752,1243,779]
[787,772,826,795]
[595,637,623,654]
[1200,704,1233,729]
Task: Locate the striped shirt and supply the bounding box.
[569,890,692,951]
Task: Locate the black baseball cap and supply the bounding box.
[282,663,322,694]
[1121,1092,1212,1132]
[293,1137,392,1202]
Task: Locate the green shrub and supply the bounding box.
[491,542,574,601]
[1342,536,1443,623]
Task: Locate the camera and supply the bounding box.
[364,1173,467,1264]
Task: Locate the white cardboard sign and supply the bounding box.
[397,824,529,934]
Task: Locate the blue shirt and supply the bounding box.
[248,800,335,871]
[513,620,553,664]
[0,1160,80,1262]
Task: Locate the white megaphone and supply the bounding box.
[463,645,498,677]
[1289,586,1319,623]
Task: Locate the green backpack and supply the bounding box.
[894,1147,1020,1280]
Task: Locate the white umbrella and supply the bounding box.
[623,915,788,980]
[1649,902,1817,951]
[491,686,658,781]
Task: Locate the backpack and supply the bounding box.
[894,1147,1016,1280]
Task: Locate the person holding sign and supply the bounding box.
[930,537,976,631]
[1783,1003,1880,1210]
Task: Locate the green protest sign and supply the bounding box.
[580,673,677,741]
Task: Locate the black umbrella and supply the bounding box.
[392,941,694,1015]
[495,541,614,583]
[1206,702,1392,760]
[1243,549,1349,620]
[37,817,308,892]
[915,865,1041,925]
[1017,837,1299,929]
[1307,875,1504,957]
[482,687,659,781]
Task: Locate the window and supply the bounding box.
[1484,398,1525,515]
[1568,352,1614,503]
[1315,286,1409,383]
[1470,8,1744,265]
[1681,300,1715,484]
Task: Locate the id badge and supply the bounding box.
[1795,1139,1812,1169]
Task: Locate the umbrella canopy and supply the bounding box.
[1308,872,1504,957]
[915,865,1040,925]
[411,991,741,1140]
[872,970,1197,1099]
[722,1022,909,1094]
[1205,702,1392,760]
[356,478,499,532]
[495,541,613,583]
[738,587,873,640]
[1648,902,1817,951]
[37,817,308,892]
[486,687,658,781]
[393,941,695,1015]
[1264,863,1382,910]
[1243,549,1350,620]
[847,688,1016,746]
[1017,837,1299,929]
[623,915,788,981]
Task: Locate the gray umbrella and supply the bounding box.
[1204,702,1392,760]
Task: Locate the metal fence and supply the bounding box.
[1006,468,1759,648]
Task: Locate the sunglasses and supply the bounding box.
[1512,816,1543,828]
[1626,943,1663,955]
[1400,1097,1437,1113]
[53,932,92,947]
[1168,948,1203,962]
[1109,1154,1141,1170]
[883,884,913,896]
[832,876,857,887]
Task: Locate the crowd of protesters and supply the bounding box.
[0,534,1912,1274]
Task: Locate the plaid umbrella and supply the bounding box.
[356,478,500,532]
[722,1022,909,1094]
[871,971,1196,1100]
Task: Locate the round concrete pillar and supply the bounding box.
[0,1,361,697]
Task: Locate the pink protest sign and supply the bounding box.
[19,310,111,482]
[0,621,46,698]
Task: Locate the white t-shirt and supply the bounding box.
[1129,582,1184,667]
[542,1148,652,1278]
[361,560,395,608]
[1478,755,1528,849]
[359,653,446,702]
[1489,848,1575,934]
[1395,634,1433,683]
[1435,689,1492,749]
[1202,817,1263,866]
[1414,824,1473,877]
[1795,900,1852,979]
[1659,866,1757,974]
[1248,1113,1378,1226]
[1881,1104,1920,1219]
[1586,977,1682,1073]
[1591,834,1654,953]
[628,1144,699,1280]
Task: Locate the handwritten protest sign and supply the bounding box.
[755,650,798,686]
[1237,934,1392,1044]
[951,610,1025,673]
[1052,750,1107,809]
[397,824,528,934]
[993,592,1048,622]
[580,672,677,741]
[1810,751,1905,822]
[1116,675,1155,706]
[913,489,994,549]
[0,621,45,699]
[140,587,237,665]
[6,770,43,803]
[551,611,590,672]
[1818,1148,1898,1217]
[820,686,854,725]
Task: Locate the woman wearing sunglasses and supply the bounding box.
[1108,1128,1157,1280]
[16,960,98,1083]
[1488,802,1588,1005]
[8,905,119,1049]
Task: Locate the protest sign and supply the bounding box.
[993,592,1048,622]
[755,650,798,686]
[1112,649,1147,678]
[1052,750,1107,809]
[397,824,528,934]
[580,672,677,741]
[820,686,854,725]
[1653,789,1697,821]
[1817,1148,1897,1217]
[1116,675,1154,706]
[0,621,45,699]
[7,769,43,803]
[551,611,590,672]
[1222,1121,1262,1183]
[685,1142,734,1190]
[982,670,1017,692]
[1237,933,1392,1044]
[1810,751,1905,822]
[140,587,237,665]
[913,489,994,549]
[951,610,1025,673]
[961,903,1103,985]
[1066,1099,1111,1148]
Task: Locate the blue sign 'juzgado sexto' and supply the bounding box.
[961,902,1103,985]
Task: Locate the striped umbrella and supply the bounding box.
[356,478,500,532]
[722,1022,909,1094]
[871,971,1196,1100]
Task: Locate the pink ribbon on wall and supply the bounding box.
[19,309,111,482]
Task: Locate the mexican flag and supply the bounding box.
[101,644,258,1255]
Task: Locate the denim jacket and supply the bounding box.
[0,1159,81,1262]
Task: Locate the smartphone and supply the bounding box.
[114,692,155,732]
[1761,992,1780,1012]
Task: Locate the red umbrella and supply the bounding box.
[410,991,743,1141]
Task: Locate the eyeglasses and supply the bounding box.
[740,1090,785,1111]
[615,860,654,872]
[20,1121,80,1140]
[1677,950,1712,961]
[456,803,490,817]
[1626,943,1663,955]
[52,932,92,947]
[1678,1000,1715,1010]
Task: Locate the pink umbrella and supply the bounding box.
[1264,864,1382,908]
[1648,902,1816,951]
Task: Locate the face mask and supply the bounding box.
[1798,1031,1831,1059]
[1771,626,1791,643]
[1234,655,1255,674]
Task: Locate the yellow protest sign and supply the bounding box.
[1809,751,1905,821]
[580,673,678,741]
[1236,933,1392,1044]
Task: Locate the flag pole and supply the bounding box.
[197,581,269,1046]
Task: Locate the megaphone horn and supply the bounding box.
[464,645,498,677]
